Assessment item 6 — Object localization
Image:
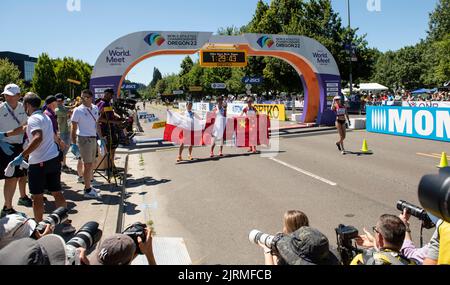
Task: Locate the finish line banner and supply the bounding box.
[366,106,450,142]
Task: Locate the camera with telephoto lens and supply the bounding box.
[396,200,435,229]
[418,168,450,223]
[35,207,69,233]
[122,222,147,255]
[335,224,362,265]
[248,230,284,255]
[65,221,102,265]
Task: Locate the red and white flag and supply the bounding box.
[163,110,206,146]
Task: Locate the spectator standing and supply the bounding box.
[10,93,73,235]
[70,90,102,199]
[0,84,31,217]
[55,93,72,171]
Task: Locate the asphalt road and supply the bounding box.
[123,104,449,265]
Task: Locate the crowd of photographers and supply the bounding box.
[0,84,149,265]
[0,208,156,265]
[249,169,450,265]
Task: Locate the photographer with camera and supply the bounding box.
[417,170,450,265]
[251,226,339,265]
[92,224,156,265]
[257,210,310,265]
[96,89,122,170]
[0,213,53,249]
[351,214,415,265]
[422,219,449,265]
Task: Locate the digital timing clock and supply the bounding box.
[200,50,247,67]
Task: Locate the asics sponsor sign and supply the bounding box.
[367,106,450,142]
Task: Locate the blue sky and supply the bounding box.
[0,0,438,85]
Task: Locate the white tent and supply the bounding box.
[342,83,388,94]
[359,83,388,92]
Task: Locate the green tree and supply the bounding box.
[32,53,56,98]
[422,35,450,86]
[180,56,194,77]
[0,59,24,92]
[54,57,82,97]
[150,67,162,88]
[217,26,241,36]
[428,0,450,41]
[226,68,246,94]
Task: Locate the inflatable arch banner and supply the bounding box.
[90,31,341,125]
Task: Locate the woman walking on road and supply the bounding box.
[241,96,259,153]
[332,96,350,155]
[210,97,226,158]
[177,101,200,162]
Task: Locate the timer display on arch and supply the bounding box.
[200,50,247,67]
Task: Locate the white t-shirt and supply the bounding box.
[26,112,59,164]
[0,102,28,144]
[70,104,99,137]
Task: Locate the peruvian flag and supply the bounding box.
[233,114,270,147]
[163,110,206,146]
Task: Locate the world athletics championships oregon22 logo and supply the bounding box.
[257,36,274,48]
[144,33,165,46]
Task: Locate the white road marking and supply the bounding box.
[268,157,337,186]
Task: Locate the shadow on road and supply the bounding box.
[176,151,285,164]
[343,151,374,156]
[126,177,171,188]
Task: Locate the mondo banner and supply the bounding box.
[366,106,450,142]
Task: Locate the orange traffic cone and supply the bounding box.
[437,152,448,168]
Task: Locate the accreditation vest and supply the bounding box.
[438,221,450,264]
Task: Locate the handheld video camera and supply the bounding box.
[122,222,147,255]
[335,224,361,265]
[66,221,102,265]
[35,207,69,233]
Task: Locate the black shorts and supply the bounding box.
[0,143,26,180]
[28,155,61,195]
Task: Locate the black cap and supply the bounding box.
[45,95,57,105]
[55,93,65,100]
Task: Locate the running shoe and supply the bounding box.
[0,207,17,218]
[18,196,33,207]
[84,189,101,199]
[77,177,84,183]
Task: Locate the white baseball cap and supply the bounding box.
[2,84,21,96]
[0,214,38,249]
